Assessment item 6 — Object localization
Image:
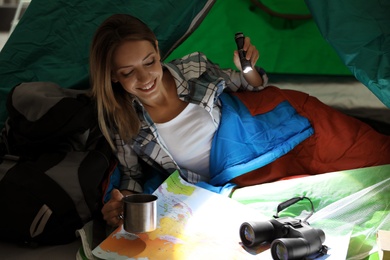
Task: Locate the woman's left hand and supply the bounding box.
[233,36,263,87]
[233,36,260,71]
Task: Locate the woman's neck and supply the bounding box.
[144,69,188,123]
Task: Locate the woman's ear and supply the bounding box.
[155,40,163,61]
[111,73,118,83]
[155,40,160,53]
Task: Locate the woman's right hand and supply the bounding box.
[102,188,133,227]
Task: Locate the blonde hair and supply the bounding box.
[89,14,158,150]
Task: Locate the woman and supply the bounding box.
[90,13,267,226]
[90,14,390,227]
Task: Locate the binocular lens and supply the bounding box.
[242,225,255,244]
[274,242,288,260]
[271,238,310,260]
[239,221,275,248]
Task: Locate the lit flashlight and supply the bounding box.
[235,32,253,74]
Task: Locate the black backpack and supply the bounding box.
[0,82,113,246]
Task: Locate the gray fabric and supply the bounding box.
[12,82,86,121]
[0,239,81,259]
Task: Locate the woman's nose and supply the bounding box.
[136,68,150,83]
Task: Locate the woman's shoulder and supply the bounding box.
[166,52,210,76]
[169,52,208,64]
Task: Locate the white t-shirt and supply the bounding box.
[155,103,219,179]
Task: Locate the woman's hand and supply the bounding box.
[233,36,263,87]
[233,36,259,70]
[102,188,134,227]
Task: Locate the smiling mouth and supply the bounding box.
[139,80,155,91]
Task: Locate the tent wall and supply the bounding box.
[166,0,351,76]
[0,0,389,129]
[305,0,390,108]
[0,0,214,128]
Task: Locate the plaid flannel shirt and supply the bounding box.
[115,52,268,192]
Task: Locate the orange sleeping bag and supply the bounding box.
[232,86,390,187]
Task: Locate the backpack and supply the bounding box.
[0,82,113,246]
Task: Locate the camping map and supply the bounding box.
[92,171,350,259]
[92,171,264,260]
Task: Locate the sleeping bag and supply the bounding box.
[230,86,390,187]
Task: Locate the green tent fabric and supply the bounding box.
[305,0,390,108]
[1,0,389,126]
[166,0,351,75]
[0,0,214,129]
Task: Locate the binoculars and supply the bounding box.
[239,197,327,260]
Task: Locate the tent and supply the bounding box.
[0,0,389,259]
[1,0,389,129]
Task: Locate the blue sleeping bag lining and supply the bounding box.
[197,93,313,193]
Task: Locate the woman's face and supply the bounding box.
[111,40,163,103]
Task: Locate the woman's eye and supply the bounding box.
[123,71,133,77]
[145,59,155,66]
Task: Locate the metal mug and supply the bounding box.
[122,194,158,233]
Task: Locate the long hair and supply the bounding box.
[89,14,158,150]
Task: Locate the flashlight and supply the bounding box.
[235,32,253,73]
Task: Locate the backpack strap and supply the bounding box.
[0,127,19,182]
[0,155,19,182]
[0,152,83,244]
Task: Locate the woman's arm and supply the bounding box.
[102,136,143,227]
[233,36,264,87]
[114,134,145,193]
[210,36,268,91]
